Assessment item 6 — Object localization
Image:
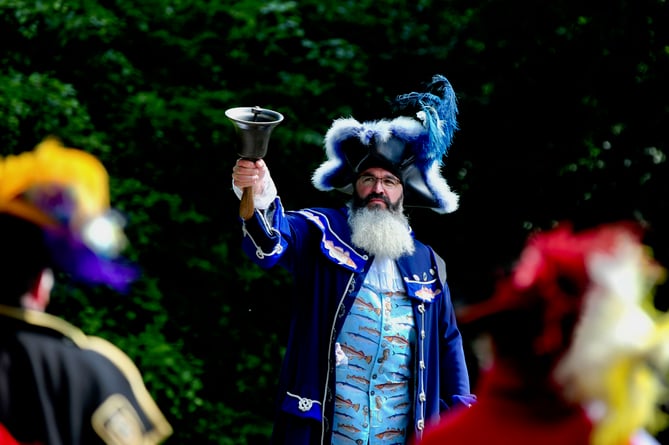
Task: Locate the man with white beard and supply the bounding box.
[231,74,475,445]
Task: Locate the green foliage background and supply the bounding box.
[1,0,667,443]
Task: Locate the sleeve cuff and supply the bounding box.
[231,171,278,210]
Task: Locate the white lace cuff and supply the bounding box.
[231,170,278,210]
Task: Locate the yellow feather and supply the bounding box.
[0,136,109,228]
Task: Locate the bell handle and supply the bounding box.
[240,186,255,220]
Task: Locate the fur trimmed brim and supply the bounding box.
[312,116,459,213]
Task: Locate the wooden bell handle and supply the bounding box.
[240,186,255,220]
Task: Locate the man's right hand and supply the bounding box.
[232,158,268,196]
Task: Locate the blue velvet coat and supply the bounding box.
[240,200,474,445]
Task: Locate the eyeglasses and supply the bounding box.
[357,174,401,190]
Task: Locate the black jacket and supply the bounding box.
[0,305,172,445]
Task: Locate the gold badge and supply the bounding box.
[92,394,144,445]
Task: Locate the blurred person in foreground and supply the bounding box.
[231,75,475,444]
[0,137,173,445]
[415,221,669,445]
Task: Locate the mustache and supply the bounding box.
[362,192,391,207]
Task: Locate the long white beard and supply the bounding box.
[349,206,415,259]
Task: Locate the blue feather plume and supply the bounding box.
[393,74,458,163]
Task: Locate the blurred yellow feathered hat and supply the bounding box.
[0,136,137,291]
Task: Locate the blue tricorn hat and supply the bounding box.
[311,74,460,213]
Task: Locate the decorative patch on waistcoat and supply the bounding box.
[92,394,144,445]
